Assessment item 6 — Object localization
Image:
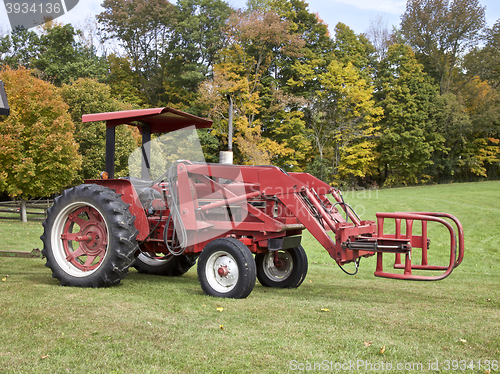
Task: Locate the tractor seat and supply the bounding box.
[121,176,162,205]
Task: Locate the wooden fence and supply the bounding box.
[0,199,53,222]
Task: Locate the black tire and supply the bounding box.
[133,252,196,276]
[255,246,308,288]
[197,238,256,299]
[41,184,138,288]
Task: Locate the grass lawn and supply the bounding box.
[0,181,499,373]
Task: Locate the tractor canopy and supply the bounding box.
[82,107,213,179]
[82,107,212,134]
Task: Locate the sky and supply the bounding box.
[1,0,500,38]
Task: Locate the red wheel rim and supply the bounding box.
[61,206,108,272]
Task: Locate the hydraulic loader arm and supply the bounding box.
[274,173,465,281]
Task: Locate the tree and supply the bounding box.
[375,44,443,186]
[366,15,394,61]
[464,20,500,90]
[0,67,81,221]
[332,22,376,79]
[105,53,146,106]
[0,28,40,68]
[59,78,140,181]
[400,0,486,94]
[200,9,310,168]
[290,56,381,185]
[268,0,335,93]
[32,24,107,86]
[166,0,232,110]
[98,0,177,105]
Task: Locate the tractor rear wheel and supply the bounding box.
[255,246,308,288]
[197,238,256,299]
[41,184,138,288]
[133,252,196,276]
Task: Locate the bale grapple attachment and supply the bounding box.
[371,212,464,280]
[286,173,464,280]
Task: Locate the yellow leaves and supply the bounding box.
[0,67,81,198]
[320,308,330,312]
[362,340,385,355]
[219,325,225,330]
[2,275,8,282]
[216,307,224,312]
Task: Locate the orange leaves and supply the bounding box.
[0,67,81,199]
[362,340,385,355]
[226,10,305,60]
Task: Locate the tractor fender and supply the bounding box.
[84,179,149,241]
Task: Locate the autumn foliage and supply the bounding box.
[0,0,499,191]
[0,67,81,199]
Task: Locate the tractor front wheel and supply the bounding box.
[197,238,256,299]
[41,184,138,288]
[255,246,308,288]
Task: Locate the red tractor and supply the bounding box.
[41,108,464,298]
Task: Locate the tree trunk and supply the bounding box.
[20,199,27,223]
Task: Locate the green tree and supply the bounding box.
[0,67,81,221]
[290,56,381,186]
[332,22,376,79]
[32,24,107,86]
[166,0,232,111]
[400,0,486,94]
[200,9,309,169]
[59,78,140,181]
[0,28,40,68]
[375,44,443,186]
[98,0,176,106]
[266,0,335,94]
[105,54,146,106]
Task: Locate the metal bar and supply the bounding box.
[395,218,402,266]
[408,212,464,268]
[105,126,115,179]
[199,191,261,212]
[376,216,384,273]
[404,219,413,275]
[304,189,338,232]
[0,248,42,258]
[374,212,458,281]
[421,220,428,266]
